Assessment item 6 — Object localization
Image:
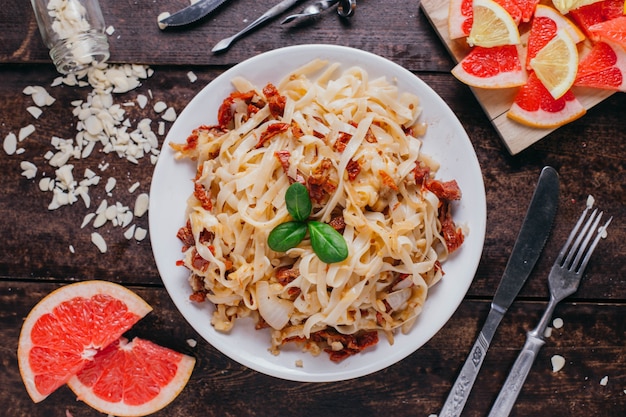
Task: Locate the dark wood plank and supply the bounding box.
[2,282,624,417]
[1,0,454,71]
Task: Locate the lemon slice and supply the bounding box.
[529,29,579,100]
[467,0,521,47]
[551,0,603,15]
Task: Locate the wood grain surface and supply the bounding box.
[1,1,625,416]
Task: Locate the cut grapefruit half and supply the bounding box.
[575,41,626,91]
[67,337,196,417]
[508,72,586,128]
[529,28,579,99]
[452,44,527,88]
[18,280,153,403]
[467,0,522,47]
[588,16,626,49]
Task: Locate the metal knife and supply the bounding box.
[439,166,559,417]
[159,0,232,28]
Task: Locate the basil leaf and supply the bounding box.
[308,221,349,264]
[285,182,312,222]
[268,221,307,252]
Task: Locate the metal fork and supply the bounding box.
[487,203,612,417]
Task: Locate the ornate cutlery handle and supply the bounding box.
[440,308,504,417]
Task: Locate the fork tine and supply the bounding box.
[569,210,602,271]
[576,216,612,274]
[557,206,590,265]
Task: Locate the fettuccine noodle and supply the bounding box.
[171,60,465,361]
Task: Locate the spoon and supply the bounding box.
[281,0,340,24]
[212,0,303,53]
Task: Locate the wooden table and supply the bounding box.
[1,1,624,416]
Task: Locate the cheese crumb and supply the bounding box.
[551,355,565,372]
[134,193,149,217]
[91,232,107,253]
[295,359,303,368]
[544,327,553,338]
[27,106,43,119]
[3,132,17,155]
[187,71,197,83]
[157,12,170,30]
[600,376,609,386]
[105,25,115,35]
[552,318,564,329]
[186,338,197,348]
[162,107,177,122]
[19,125,36,141]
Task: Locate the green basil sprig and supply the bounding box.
[268,183,348,264]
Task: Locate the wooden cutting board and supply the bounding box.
[419,0,615,155]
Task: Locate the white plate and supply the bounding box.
[149,45,486,382]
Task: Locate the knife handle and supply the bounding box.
[439,307,504,417]
[487,332,545,417]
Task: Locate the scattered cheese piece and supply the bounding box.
[137,94,148,109]
[551,355,566,373]
[26,106,43,119]
[134,193,149,217]
[186,338,197,348]
[600,376,609,386]
[157,12,171,30]
[105,25,115,35]
[128,181,140,193]
[552,318,564,329]
[105,177,117,194]
[162,107,177,122]
[187,71,197,83]
[3,132,17,155]
[544,327,553,338]
[124,224,136,240]
[91,232,107,253]
[153,101,167,113]
[134,227,147,241]
[20,161,38,179]
[19,124,36,141]
[295,359,303,368]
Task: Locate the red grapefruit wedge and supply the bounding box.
[452,44,527,87]
[508,72,586,128]
[18,280,152,403]
[67,337,196,417]
[569,0,624,37]
[575,41,626,91]
[588,16,626,49]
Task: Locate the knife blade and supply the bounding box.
[159,0,231,28]
[439,166,559,417]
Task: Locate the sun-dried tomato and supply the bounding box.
[346,158,361,181]
[263,83,286,118]
[194,182,213,211]
[256,122,290,148]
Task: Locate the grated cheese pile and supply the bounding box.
[2,62,183,253]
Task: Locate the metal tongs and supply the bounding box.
[281,0,356,24]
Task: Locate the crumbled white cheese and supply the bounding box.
[105,25,115,35]
[105,177,117,194]
[551,355,565,373]
[91,232,107,253]
[157,12,171,30]
[3,132,17,155]
[186,338,197,348]
[124,224,136,240]
[134,193,149,217]
[26,106,43,119]
[19,124,36,141]
[552,318,564,329]
[20,161,38,179]
[586,195,595,209]
[153,101,167,113]
[134,227,147,241]
[600,376,609,386]
[187,71,197,83]
[69,245,75,254]
[162,107,177,122]
[137,94,148,109]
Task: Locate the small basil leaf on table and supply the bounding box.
[268,221,307,252]
[285,182,312,222]
[308,221,349,264]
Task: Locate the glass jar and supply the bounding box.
[30,0,110,74]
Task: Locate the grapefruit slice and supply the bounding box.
[529,28,579,99]
[551,0,604,15]
[449,0,474,39]
[18,280,152,403]
[568,0,625,37]
[575,41,626,91]
[526,5,585,70]
[67,337,196,417]
[588,16,626,49]
[452,45,527,88]
[508,72,586,128]
[467,0,522,47]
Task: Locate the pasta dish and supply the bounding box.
[171,60,465,362]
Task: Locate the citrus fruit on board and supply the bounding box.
[507,72,586,128]
[568,0,625,36]
[575,41,626,91]
[529,28,580,99]
[67,337,196,417]
[18,280,153,403]
[551,0,605,15]
[588,16,626,49]
[452,44,528,87]
[448,0,474,39]
[467,0,522,47]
